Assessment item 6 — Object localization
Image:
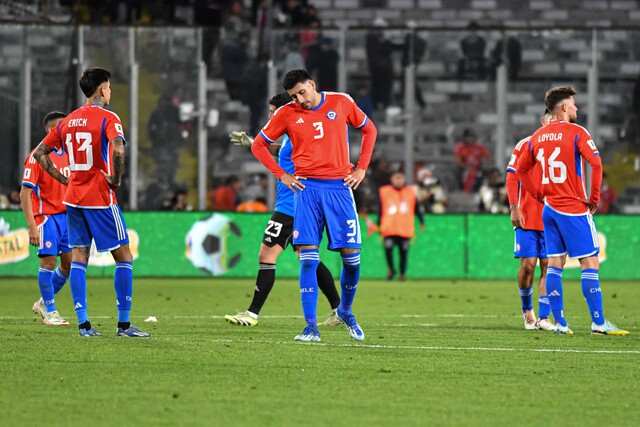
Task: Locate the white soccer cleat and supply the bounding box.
[32,298,46,319]
[42,310,70,326]
[591,321,630,336]
[523,309,537,330]
[294,324,321,342]
[225,311,259,327]
[319,312,343,326]
[535,318,556,331]
[554,323,574,335]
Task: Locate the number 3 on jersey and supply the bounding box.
[65,132,93,171]
[312,122,324,139]
[536,147,567,184]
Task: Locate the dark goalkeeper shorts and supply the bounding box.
[262,211,294,250]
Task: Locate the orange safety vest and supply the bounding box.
[378,185,417,238]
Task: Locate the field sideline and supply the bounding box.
[1,277,638,426]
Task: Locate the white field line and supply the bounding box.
[0,313,597,320]
[208,338,640,355]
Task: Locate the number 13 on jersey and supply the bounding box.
[65,132,94,171]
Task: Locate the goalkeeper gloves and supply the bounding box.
[229,131,254,148]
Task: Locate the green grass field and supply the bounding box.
[1,277,638,426]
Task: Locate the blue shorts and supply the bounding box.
[66,205,129,252]
[293,178,361,251]
[513,229,547,259]
[37,213,71,257]
[542,205,599,259]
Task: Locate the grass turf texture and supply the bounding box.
[1,277,638,426]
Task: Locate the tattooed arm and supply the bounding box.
[33,142,69,185]
[101,137,125,187]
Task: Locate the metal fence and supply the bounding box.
[1,24,639,212]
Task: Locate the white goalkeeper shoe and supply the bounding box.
[319,311,343,326]
[523,309,537,330]
[225,311,259,326]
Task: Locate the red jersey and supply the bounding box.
[516,120,601,215]
[506,136,544,231]
[454,141,490,168]
[259,92,368,179]
[42,104,126,208]
[22,147,70,226]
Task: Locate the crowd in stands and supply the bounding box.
[3,3,636,215]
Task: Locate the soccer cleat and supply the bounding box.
[116,325,151,338]
[79,327,102,337]
[336,307,365,341]
[319,312,343,327]
[386,270,396,281]
[591,321,630,336]
[294,324,321,341]
[32,298,46,319]
[224,311,259,327]
[536,318,556,331]
[554,323,574,335]
[523,309,537,330]
[42,311,70,326]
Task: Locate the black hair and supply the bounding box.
[79,67,111,98]
[544,86,576,113]
[269,92,292,109]
[42,111,66,129]
[225,175,240,186]
[283,69,311,90]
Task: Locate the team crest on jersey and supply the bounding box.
[45,241,52,249]
[326,110,337,120]
[293,230,299,239]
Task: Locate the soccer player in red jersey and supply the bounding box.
[506,111,556,332]
[20,111,71,326]
[34,67,149,338]
[454,128,491,193]
[516,86,628,335]
[251,69,377,342]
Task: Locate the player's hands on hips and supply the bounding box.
[229,131,254,148]
[280,173,306,193]
[580,198,599,214]
[510,205,525,228]
[344,168,366,189]
[101,170,121,188]
[27,224,40,247]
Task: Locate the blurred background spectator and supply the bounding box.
[170,188,194,211]
[415,168,447,214]
[489,35,522,81]
[366,19,394,111]
[148,89,184,187]
[477,168,508,214]
[597,172,618,214]
[457,22,486,80]
[454,128,491,193]
[212,175,242,211]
